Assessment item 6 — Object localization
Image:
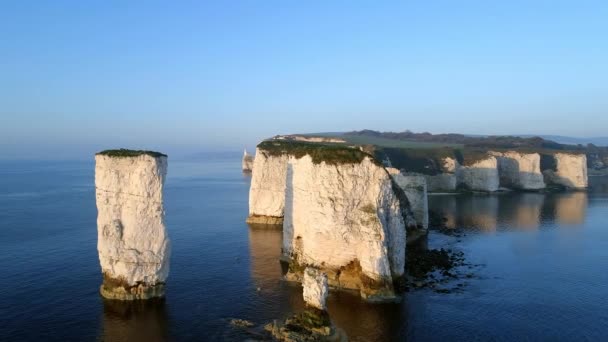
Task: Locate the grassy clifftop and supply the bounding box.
[257,140,379,166]
[96,149,167,158]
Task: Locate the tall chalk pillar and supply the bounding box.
[95,150,170,300]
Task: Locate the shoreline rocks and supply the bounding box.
[95,150,171,300]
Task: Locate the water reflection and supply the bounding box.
[100,299,168,342]
[247,224,406,341]
[429,191,588,232]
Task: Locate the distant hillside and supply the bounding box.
[300,129,608,171]
[518,135,608,147]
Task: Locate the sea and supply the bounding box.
[1,154,608,341]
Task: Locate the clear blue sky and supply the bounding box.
[1,1,607,158]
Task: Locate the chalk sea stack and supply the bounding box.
[95,149,171,300]
[248,140,416,301]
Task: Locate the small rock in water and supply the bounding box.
[230,318,255,328]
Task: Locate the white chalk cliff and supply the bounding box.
[303,268,329,311]
[281,154,411,300]
[95,152,170,300]
[425,157,458,192]
[543,153,588,189]
[247,148,289,224]
[389,170,428,231]
[458,156,500,192]
[247,142,415,299]
[491,151,545,190]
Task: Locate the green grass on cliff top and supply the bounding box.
[257,140,378,165]
[96,149,167,158]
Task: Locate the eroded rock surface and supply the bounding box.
[282,154,410,301]
[247,148,289,225]
[95,152,170,300]
[492,151,545,190]
[303,268,329,311]
[425,157,458,192]
[390,172,429,231]
[543,153,588,189]
[458,155,500,192]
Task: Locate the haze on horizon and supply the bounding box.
[1,1,607,159]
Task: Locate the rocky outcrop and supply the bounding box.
[242,149,254,172]
[543,153,588,189]
[389,170,428,232]
[491,151,545,190]
[95,150,170,300]
[303,268,329,310]
[247,148,289,225]
[458,155,500,192]
[282,154,410,301]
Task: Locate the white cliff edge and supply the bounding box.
[425,157,458,192]
[458,155,500,192]
[388,168,428,234]
[491,151,545,190]
[248,142,413,300]
[95,152,170,300]
[247,148,289,225]
[543,153,588,189]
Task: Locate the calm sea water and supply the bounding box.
[1,156,607,341]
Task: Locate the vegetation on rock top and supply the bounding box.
[97,149,167,158]
[257,140,379,165]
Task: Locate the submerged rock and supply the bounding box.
[95,150,170,300]
[264,309,347,342]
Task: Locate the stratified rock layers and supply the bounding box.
[492,151,545,190]
[95,154,170,300]
[282,155,407,300]
[543,153,588,189]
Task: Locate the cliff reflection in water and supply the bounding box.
[247,223,405,341]
[429,192,588,231]
[100,299,168,342]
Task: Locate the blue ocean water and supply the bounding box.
[1,156,607,341]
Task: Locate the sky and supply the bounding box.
[1,1,607,159]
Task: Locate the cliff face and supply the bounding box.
[458,156,500,192]
[492,151,545,190]
[267,154,409,301]
[543,153,588,189]
[95,154,170,300]
[390,171,428,231]
[425,157,458,192]
[247,148,289,225]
